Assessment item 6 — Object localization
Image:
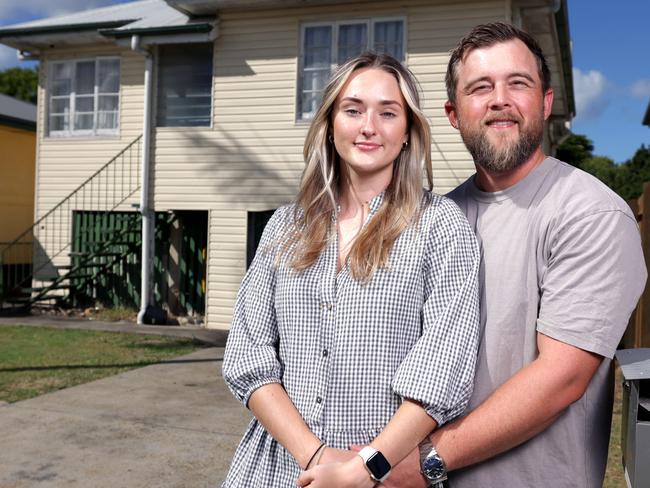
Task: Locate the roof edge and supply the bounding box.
[0,114,36,131]
[0,20,133,38]
[643,101,650,127]
[100,22,213,37]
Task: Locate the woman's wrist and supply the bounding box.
[305,442,326,469]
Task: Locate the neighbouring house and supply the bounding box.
[0,93,36,295]
[0,0,575,328]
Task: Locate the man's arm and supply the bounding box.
[382,333,602,488]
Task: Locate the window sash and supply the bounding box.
[298,18,406,120]
[156,44,213,128]
[48,57,120,137]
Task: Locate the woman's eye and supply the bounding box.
[344,108,361,116]
[381,112,397,118]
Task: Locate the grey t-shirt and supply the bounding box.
[447,157,647,488]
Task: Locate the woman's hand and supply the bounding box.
[296,456,375,488]
[318,447,357,464]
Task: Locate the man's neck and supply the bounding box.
[474,148,547,192]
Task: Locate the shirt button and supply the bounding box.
[322,349,329,357]
[316,396,322,404]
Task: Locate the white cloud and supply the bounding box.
[0,45,21,71]
[573,67,611,121]
[631,79,650,99]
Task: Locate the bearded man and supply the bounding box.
[383,22,647,488]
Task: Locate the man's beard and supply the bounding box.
[458,113,544,173]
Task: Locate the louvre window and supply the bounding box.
[298,18,405,120]
[48,57,120,136]
[157,44,213,127]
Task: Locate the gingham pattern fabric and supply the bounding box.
[221,191,480,487]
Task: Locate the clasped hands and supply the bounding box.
[296,444,425,488]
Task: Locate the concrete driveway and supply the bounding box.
[0,347,251,487]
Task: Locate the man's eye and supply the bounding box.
[472,85,490,93]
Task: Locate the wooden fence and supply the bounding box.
[623,181,650,348]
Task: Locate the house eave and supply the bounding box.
[643,101,650,127]
[0,115,36,132]
[164,0,371,16]
[101,22,213,38]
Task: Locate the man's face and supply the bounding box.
[445,39,554,173]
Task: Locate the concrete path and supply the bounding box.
[0,346,252,487]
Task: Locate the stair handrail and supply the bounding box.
[1,134,143,257]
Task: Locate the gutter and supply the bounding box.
[130,34,155,325]
[0,20,132,38]
[554,0,576,117]
[100,23,212,38]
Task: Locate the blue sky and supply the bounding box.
[0,0,648,163]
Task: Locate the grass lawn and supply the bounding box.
[0,325,208,403]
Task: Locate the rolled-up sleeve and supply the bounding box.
[392,199,481,426]
[222,209,287,406]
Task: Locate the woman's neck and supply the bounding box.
[338,171,390,218]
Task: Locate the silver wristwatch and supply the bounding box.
[419,439,448,487]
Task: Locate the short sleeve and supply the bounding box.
[392,198,481,426]
[537,210,647,358]
[222,208,289,406]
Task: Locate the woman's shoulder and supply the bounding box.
[419,189,469,227]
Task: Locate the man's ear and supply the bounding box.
[445,101,459,129]
[543,88,554,120]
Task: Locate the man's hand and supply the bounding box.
[351,444,427,488]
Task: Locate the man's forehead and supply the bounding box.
[457,39,538,78]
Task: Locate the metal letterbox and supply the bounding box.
[616,348,650,488]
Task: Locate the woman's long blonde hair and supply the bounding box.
[285,52,433,281]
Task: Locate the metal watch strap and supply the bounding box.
[419,439,449,487]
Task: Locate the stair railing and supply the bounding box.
[0,134,143,304]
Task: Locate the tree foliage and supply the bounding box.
[557,134,650,201]
[0,67,38,105]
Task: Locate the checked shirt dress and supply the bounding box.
[222,191,481,487]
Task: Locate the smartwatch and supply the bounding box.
[419,440,448,487]
[357,446,392,482]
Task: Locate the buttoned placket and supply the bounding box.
[309,193,385,424]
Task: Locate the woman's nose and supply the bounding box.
[361,114,376,137]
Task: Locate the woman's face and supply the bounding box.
[331,67,409,183]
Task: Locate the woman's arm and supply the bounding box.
[248,383,322,469]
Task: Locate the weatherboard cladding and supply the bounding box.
[32,0,504,328]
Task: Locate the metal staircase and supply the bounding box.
[0,135,143,312]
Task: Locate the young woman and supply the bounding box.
[221,52,480,487]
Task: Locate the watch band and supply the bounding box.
[357,446,392,482]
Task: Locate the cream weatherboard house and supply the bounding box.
[0,0,574,328]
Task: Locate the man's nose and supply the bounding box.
[490,83,511,109]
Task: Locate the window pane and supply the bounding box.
[97,111,118,130]
[50,98,69,114]
[301,92,320,119]
[99,95,119,112]
[304,26,332,68]
[50,114,68,131]
[75,61,96,95]
[74,113,94,130]
[75,95,94,113]
[374,21,404,61]
[98,59,120,93]
[302,69,330,94]
[157,44,213,127]
[338,23,367,64]
[51,63,72,96]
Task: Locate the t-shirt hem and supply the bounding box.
[536,320,614,359]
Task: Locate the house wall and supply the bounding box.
[34,45,144,274]
[34,0,511,328]
[195,0,507,328]
[0,124,35,263]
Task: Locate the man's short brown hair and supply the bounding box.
[445,22,551,103]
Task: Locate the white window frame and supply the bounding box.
[297,16,407,121]
[47,56,121,138]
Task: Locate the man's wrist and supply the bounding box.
[419,439,448,487]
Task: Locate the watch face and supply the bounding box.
[367,451,391,480]
[422,455,445,480]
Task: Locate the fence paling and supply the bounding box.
[626,181,650,348]
[0,135,143,303]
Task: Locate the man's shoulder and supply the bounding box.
[543,157,634,220]
[445,176,474,207]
